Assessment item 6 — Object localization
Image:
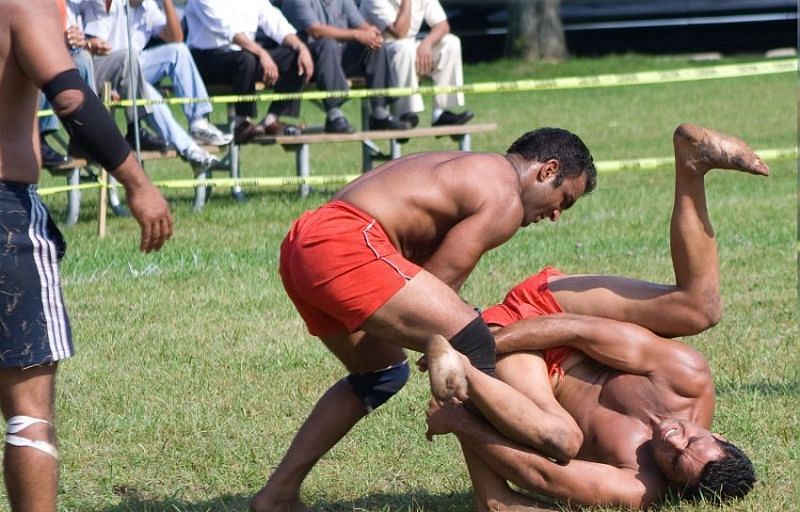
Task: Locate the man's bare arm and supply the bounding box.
[13,0,172,252]
[432,404,658,509]
[496,314,710,392]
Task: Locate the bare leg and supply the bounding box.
[250,333,405,512]
[425,336,581,462]
[253,271,491,510]
[0,365,58,512]
[548,123,768,337]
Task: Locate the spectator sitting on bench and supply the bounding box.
[360,0,474,128]
[185,0,314,143]
[38,0,95,168]
[282,0,410,133]
[74,0,171,155]
[82,0,220,171]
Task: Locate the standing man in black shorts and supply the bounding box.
[0,1,173,510]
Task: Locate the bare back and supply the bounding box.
[334,151,525,289]
[0,0,76,184]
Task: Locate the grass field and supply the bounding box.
[17,54,798,512]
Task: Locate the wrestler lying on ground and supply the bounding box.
[422,124,764,511]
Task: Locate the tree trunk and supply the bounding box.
[505,0,567,62]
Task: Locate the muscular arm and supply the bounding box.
[451,408,659,509]
[12,0,172,252]
[496,314,710,394]
[422,163,522,290]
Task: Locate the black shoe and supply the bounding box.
[126,128,170,153]
[400,112,420,128]
[369,115,410,131]
[433,110,474,126]
[325,116,354,134]
[40,137,73,168]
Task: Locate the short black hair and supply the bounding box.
[506,127,597,195]
[686,440,756,504]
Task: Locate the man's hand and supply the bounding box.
[87,37,112,56]
[126,181,173,253]
[296,45,314,84]
[64,26,86,50]
[416,41,434,76]
[356,26,383,50]
[425,398,465,441]
[259,52,279,86]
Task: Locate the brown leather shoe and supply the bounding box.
[233,120,265,144]
[262,121,303,136]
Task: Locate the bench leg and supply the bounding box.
[459,133,472,152]
[64,168,81,227]
[296,143,310,198]
[229,140,246,203]
[390,139,402,159]
[107,175,127,217]
[193,170,208,212]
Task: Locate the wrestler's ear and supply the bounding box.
[537,159,560,182]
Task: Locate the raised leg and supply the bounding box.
[547,123,769,337]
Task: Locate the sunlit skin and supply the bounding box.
[423,124,767,511]
[333,150,589,289]
[652,419,726,485]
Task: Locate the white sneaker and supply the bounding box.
[182,145,219,171]
[190,120,233,146]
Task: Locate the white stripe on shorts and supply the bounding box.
[27,190,71,361]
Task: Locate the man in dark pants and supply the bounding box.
[282,0,409,133]
[185,0,314,143]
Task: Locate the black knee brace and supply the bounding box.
[347,360,410,413]
[450,316,496,376]
[42,69,131,171]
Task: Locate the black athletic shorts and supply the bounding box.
[0,181,73,368]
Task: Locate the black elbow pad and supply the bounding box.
[42,68,131,171]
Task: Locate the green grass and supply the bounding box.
[19,54,798,511]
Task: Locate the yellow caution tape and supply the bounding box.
[104,59,795,108]
[37,148,796,196]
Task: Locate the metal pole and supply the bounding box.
[123,0,142,161]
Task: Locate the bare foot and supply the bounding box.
[673,123,770,176]
[249,489,310,512]
[425,334,468,403]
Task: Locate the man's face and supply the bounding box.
[520,163,586,227]
[651,419,726,485]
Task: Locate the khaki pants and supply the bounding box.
[385,33,465,117]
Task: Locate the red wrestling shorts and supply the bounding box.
[279,200,422,337]
[482,266,573,381]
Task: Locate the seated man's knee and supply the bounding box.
[450,316,496,376]
[315,38,339,59]
[346,359,410,413]
[5,416,58,459]
[438,33,462,56]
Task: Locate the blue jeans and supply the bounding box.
[140,43,212,124]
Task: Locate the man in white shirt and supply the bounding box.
[185,0,314,143]
[82,0,224,170]
[360,0,473,127]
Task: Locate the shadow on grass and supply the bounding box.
[99,490,474,512]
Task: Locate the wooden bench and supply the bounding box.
[249,123,498,196]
